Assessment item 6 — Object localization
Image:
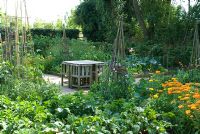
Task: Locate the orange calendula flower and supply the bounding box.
[162,83,166,87]
[185,110,191,115]
[188,104,196,108]
[196,100,200,104]
[155,71,160,74]
[168,90,173,95]
[180,97,190,101]
[191,106,197,110]
[185,94,190,97]
[193,93,200,99]
[173,91,181,94]
[178,105,184,109]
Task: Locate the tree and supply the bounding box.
[75,0,107,41]
[33,19,54,29]
[132,0,149,40]
[67,10,81,30]
[55,18,63,29]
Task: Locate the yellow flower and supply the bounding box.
[149,79,153,82]
[172,78,177,81]
[153,94,159,99]
[167,88,172,90]
[185,110,191,115]
[149,88,154,91]
[155,71,161,74]
[178,105,184,109]
[178,96,182,99]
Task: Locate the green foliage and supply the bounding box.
[31,28,79,39]
[133,72,200,133]
[33,35,61,56]
[73,0,200,68]
[91,62,135,100]
[176,69,200,83]
[67,10,81,30]
[0,91,171,133]
[0,95,54,133]
[133,41,192,67]
[127,55,164,73]
[0,61,13,84]
[33,19,54,29]
[33,35,111,73]
[0,80,59,101]
[75,0,108,42]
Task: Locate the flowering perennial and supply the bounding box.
[161,78,200,116]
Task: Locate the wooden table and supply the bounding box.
[61,60,104,88]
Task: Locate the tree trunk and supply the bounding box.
[132,0,149,40]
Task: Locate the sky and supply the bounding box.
[0,0,81,24]
[0,0,197,25]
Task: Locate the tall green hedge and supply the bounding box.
[0,28,80,40]
[30,29,80,39]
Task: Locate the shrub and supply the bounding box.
[30,28,80,39]
[176,69,200,83]
[0,61,13,84]
[138,72,200,133]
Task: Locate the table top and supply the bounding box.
[62,60,104,65]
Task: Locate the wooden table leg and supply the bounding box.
[69,65,72,88]
[78,66,80,88]
[61,64,64,86]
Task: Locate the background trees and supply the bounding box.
[72,0,200,67]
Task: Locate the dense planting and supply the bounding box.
[1,57,200,133]
[1,0,200,133]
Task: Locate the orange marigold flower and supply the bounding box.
[196,100,200,104]
[162,83,167,87]
[180,97,190,101]
[173,91,181,94]
[191,106,197,110]
[178,105,184,109]
[185,94,190,97]
[168,90,173,95]
[188,104,196,108]
[155,70,160,74]
[185,110,191,115]
[193,93,200,99]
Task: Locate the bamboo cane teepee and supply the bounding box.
[110,20,126,75]
[62,24,69,59]
[0,0,33,63]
